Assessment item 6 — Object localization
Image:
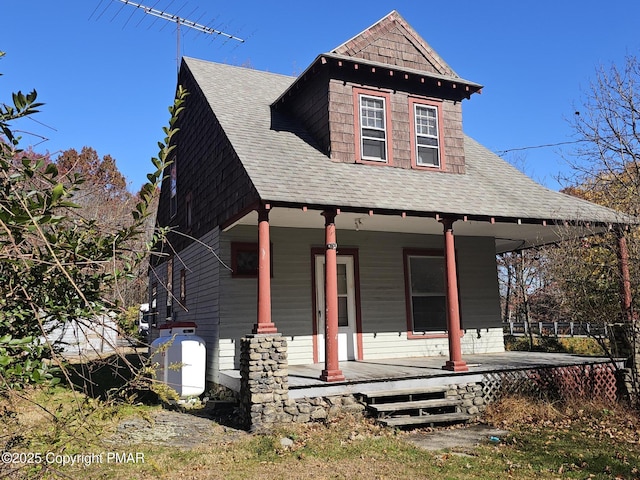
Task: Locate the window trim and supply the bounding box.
[353,88,393,165]
[403,248,461,339]
[409,98,445,171]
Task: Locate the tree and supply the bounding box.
[566,55,640,216]
[562,55,640,325]
[57,147,128,196]
[0,49,186,390]
[56,147,134,228]
[548,54,640,401]
[55,147,154,310]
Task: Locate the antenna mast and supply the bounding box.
[113,0,244,68]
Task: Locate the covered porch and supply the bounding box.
[228,201,632,383]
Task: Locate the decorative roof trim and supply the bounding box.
[272,53,482,108]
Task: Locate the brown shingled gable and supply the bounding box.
[331,10,457,77]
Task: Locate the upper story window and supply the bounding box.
[360,95,387,161]
[410,98,445,170]
[169,162,177,218]
[414,104,440,167]
[354,88,392,164]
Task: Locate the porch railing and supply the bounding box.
[504,321,608,338]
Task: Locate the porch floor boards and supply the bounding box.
[219,352,617,399]
[285,352,614,388]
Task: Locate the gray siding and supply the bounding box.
[218,227,318,368]
[150,229,222,383]
[217,225,502,368]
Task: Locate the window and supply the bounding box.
[151,283,157,310]
[359,95,387,161]
[150,282,158,327]
[169,162,177,218]
[409,98,444,170]
[414,104,440,167]
[166,256,173,319]
[185,191,193,230]
[404,250,447,334]
[231,242,273,278]
[179,268,186,304]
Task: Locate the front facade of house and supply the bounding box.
[152,225,503,379]
[152,12,629,384]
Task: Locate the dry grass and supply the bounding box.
[483,395,565,427]
[2,387,640,479]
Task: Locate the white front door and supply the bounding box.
[315,255,357,361]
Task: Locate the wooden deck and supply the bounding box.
[219,352,620,399]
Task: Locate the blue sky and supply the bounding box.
[3,0,640,192]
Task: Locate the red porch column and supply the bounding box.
[320,209,345,382]
[253,205,277,334]
[616,226,634,323]
[440,217,468,372]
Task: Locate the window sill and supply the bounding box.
[357,157,390,166]
[411,163,443,172]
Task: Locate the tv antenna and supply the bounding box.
[112,0,244,68]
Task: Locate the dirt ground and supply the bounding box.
[108,404,506,453]
[405,425,509,451]
[107,403,247,448]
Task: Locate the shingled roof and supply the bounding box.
[183,56,631,227]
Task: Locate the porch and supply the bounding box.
[220,351,621,400]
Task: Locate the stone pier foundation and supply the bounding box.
[239,334,289,432]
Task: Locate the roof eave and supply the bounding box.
[257,199,637,229]
[272,53,483,109]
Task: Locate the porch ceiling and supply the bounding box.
[225,207,607,254]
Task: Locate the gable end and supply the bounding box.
[332,10,456,77]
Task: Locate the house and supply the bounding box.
[151,11,630,386]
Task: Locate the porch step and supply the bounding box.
[359,386,450,404]
[368,398,463,414]
[358,386,471,429]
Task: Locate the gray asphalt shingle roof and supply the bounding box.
[184,57,631,226]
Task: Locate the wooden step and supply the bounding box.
[360,386,449,402]
[378,412,471,428]
[368,398,462,414]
